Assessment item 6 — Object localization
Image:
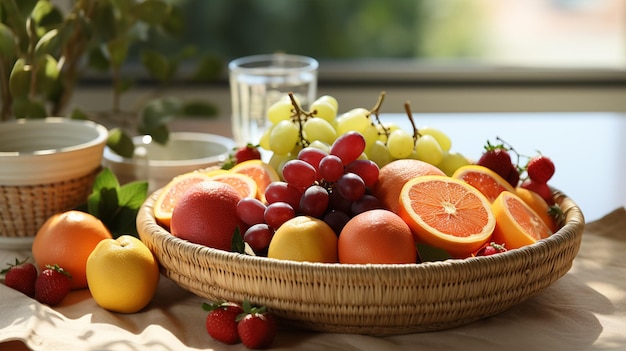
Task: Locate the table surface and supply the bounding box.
[1,111,626,350]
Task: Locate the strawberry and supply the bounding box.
[477,143,515,183]
[237,300,277,349]
[235,144,262,164]
[506,166,521,188]
[34,264,71,306]
[476,242,507,256]
[1,258,38,297]
[527,155,555,184]
[521,179,554,205]
[202,301,244,345]
[221,144,262,170]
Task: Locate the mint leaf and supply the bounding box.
[86,168,148,238]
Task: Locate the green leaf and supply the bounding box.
[87,46,110,72]
[133,0,170,25]
[231,227,245,254]
[192,55,223,82]
[91,168,121,192]
[91,1,117,41]
[9,58,31,97]
[107,127,135,158]
[416,243,452,262]
[31,0,63,33]
[2,0,28,51]
[0,23,16,58]
[139,98,180,131]
[107,36,129,67]
[144,123,169,145]
[161,6,184,35]
[35,54,60,93]
[140,49,171,83]
[11,96,47,118]
[86,168,148,238]
[33,28,60,58]
[68,108,90,121]
[181,101,218,117]
[118,180,148,209]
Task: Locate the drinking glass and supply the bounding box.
[229,54,318,146]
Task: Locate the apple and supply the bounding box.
[86,235,160,313]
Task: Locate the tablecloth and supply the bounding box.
[1,207,625,351]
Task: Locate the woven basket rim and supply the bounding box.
[139,188,584,274]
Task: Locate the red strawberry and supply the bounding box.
[203,301,244,345]
[477,144,515,181]
[521,179,554,205]
[2,258,38,297]
[476,242,507,256]
[235,144,261,164]
[527,155,555,184]
[237,301,277,349]
[34,264,71,306]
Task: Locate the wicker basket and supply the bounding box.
[0,167,100,238]
[137,189,585,336]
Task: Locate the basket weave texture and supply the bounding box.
[0,167,100,238]
[137,190,585,335]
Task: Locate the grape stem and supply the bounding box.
[288,92,315,147]
[368,91,391,139]
[403,101,420,144]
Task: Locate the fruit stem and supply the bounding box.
[288,92,314,147]
[369,91,389,138]
[403,101,420,144]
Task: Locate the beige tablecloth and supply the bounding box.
[1,207,625,351]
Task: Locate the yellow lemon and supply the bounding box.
[86,235,160,313]
[267,216,338,263]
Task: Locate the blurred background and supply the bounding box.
[72,0,625,113]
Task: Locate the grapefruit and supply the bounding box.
[170,181,242,251]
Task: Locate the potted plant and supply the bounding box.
[0,0,222,157]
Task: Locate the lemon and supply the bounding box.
[86,235,160,313]
[267,216,338,263]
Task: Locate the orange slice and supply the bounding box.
[398,175,496,258]
[230,160,280,203]
[153,172,212,228]
[515,187,558,232]
[207,172,258,199]
[491,191,553,249]
[452,164,516,203]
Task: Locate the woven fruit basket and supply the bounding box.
[137,189,584,336]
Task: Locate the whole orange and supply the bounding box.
[338,209,417,264]
[170,181,242,251]
[372,159,445,213]
[32,210,113,290]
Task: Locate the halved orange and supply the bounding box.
[452,164,516,203]
[230,160,280,203]
[153,172,212,228]
[491,191,553,249]
[207,172,257,199]
[398,175,496,258]
[515,187,558,232]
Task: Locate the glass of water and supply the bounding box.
[229,54,319,146]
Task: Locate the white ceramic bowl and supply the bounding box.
[102,132,235,191]
[0,118,109,186]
